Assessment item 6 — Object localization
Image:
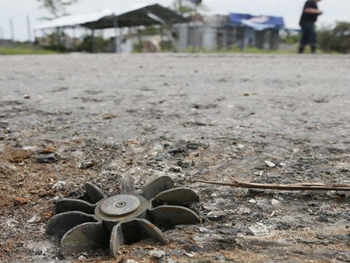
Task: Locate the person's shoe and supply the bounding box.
[298,46,304,54]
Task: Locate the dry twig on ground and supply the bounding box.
[197,179,350,191]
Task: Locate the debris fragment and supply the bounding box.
[149,250,166,259]
[52,180,66,190]
[265,160,276,168]
[78,160,99,169]
[207,211,227,220]
[36,152,58,163]
[248,222,270,236]
[13,197,27,206]
[27,215,40,223]
[40,147,56,154]
[102,113,118,120]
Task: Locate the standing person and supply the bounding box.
[298,0,323,54]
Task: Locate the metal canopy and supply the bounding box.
[84,4,188,29]
[35,9,114,30]
[35,4,187,30]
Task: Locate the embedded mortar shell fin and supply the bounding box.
[85,182,107,203]
[61,221,109,257]
[141,176,174,200]
[110,218,167,257]
[146,205,201,230]
[151,187,200,207]
[55,199,96,214]
[46,211,98,239]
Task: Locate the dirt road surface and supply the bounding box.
[1,54,350,262]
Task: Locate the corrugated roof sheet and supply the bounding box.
[35,9,115,29]
[35,4,187,30]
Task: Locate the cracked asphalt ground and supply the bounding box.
[1,53,350,263]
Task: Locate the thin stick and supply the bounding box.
[196,180,350,191]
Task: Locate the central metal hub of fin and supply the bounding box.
[94,193,149,223]
[100,195,140,216]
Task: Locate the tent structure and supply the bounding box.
[84,4,188,29]
[34,4,187,53]
[34,9,114,30]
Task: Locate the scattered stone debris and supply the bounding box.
[264,160,276,168]
[36,152,58,163]
[13,197,28,206]
[1,54,350,263]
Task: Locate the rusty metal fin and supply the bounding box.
[85,182,107,203]
[151,187,199,207]
[56,199,96,214]
[141,176,174,200]
[110,218,167,257]
[46,211,98,239]
[146,205,201,230]
[61,221,109,257]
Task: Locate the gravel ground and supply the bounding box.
[0,53,350,263]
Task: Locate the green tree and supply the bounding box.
[279,29,299,44]
[318,21,350,53]
[76,35,110,53]
[172,0,207,16]
[37,0,79,18]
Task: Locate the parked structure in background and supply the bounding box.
[33,4,285,53]
[34,4,187,53]
[173,13,285,51]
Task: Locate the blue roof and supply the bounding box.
[229,13,284,30]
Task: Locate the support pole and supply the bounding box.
[137,27,142,52]
[91,27,95,53]
[113,13,118,53]
[192,6,197,53]
[27,15,32,42]
[73,26,76,51]
[56,27,61,52]
[10,19,14,42]
[33,29,37,50]
[0,26,4,39]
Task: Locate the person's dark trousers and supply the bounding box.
[299,21,317,53]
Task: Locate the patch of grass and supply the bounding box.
[0,47,56,55]
[232,46,293,54]
[183,46,295,54]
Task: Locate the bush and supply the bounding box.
[318,22,350,54]
[0,47,55,55]
[76,35,111,53]
[280,30,299,44]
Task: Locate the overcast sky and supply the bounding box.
[1,0,349,41]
